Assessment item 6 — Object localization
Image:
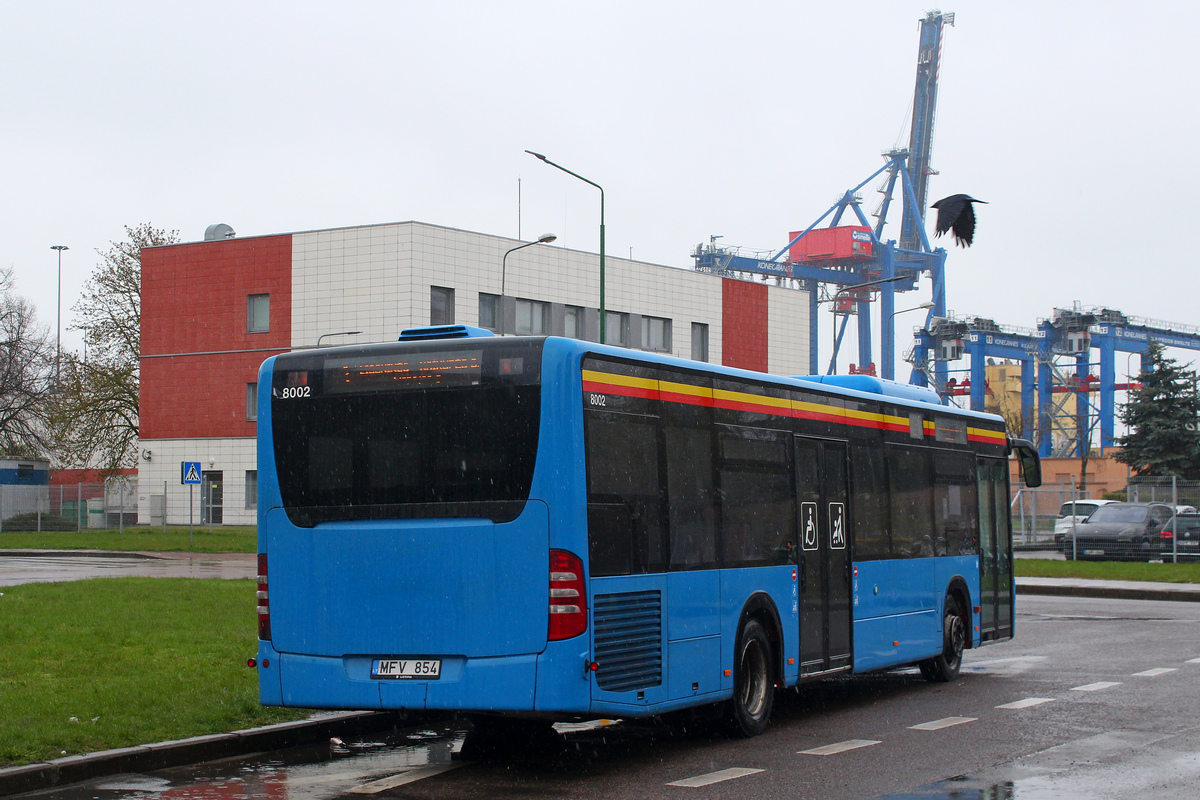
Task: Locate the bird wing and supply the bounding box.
[950,201,977,247]
[931,195,967,237]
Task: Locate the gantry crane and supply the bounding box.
[910,307,1200,456]
[692,11,955,383]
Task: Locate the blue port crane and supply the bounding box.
[910,307,1200,456]
[692,11,955,386]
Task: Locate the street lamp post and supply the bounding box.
[886,301,935,379]
[316,330,363,347]
[501,233,557,335]
[525,151,606,343]
[51,245,68,388]
[827,275,911,375]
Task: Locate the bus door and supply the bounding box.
[794,436,853,676]
[977,458,1014,641]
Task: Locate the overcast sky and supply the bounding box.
[4,1,1198,375]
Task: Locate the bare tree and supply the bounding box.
[0,268,55,456]
[49,224,179,472]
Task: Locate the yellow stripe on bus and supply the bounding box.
[713,388,792,409]
[659,379,713,399]
[581,369,658,392]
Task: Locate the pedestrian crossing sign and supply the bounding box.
[181,461,202,485]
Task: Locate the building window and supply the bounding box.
[246,383,258,421]
[605,311,629,347]
[247,294,269,333]
[515,299,549,335]
[479,293,499,331]
[641,316,671,352]
[430,286,455,325]
[563,306,583,339]
[245,470,258,509]
[691,322,709,362]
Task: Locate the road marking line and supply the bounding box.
[908,717,976,731]
[798,739,882,755]
[1071,681,1122,691]
[347,764,461,793]
[996,697,1055,709]
[1187,657,1200,664]
[1132,668,1177,677]
[667,768,763,787]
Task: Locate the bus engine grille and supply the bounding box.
[593,590,663,691]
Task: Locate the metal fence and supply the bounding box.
[1012,476,1200,560]
[0,479,139,532]
[1011,486,1080,546]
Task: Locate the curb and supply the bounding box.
[1017,582,1200,603]
[0,711,410,797]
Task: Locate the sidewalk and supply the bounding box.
[1016,576,1200,603]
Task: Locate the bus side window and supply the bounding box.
[850,443,890,560]
[664,425,717,570]
[933,451,979,556]
[718,427,796,568]
[585,410,666,576]
[887,445,934,558]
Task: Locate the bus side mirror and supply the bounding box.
[1008,438,1042,488]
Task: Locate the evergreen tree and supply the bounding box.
[1114,340,1200,478]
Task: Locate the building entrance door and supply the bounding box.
[201,471,223,525]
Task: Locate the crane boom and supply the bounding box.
[899,11,953,252]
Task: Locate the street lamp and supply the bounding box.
[51,245,68,388]
[887,300,936,327]
[316,330,363,347]
[501,233,557,336]
[827,275,911,375]
[525,150,606,343]
[886,301,935,378]
[502,233,557,298]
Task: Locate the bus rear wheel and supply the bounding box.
[725,619,774,737]
[919,596,965,682]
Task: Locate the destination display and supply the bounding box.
[324,350,483,393]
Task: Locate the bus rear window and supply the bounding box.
[270,340,543,527]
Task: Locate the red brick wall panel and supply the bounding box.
[721,279,769,372]
[140,236,292,440]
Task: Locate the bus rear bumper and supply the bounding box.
[260,648,553,712]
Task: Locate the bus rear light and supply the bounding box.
[549,550,587,640]
[257,553,271,642]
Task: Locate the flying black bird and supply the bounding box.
[931,194,987,247]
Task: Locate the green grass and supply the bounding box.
[0,526,257,554]
[0,578,306,767]
[1014,558,1200,583]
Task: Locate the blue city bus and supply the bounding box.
[254,325,1040,736]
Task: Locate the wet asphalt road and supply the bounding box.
[0,551,255,586]
[14,593,1200,800]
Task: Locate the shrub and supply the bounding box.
[1,513,78,532]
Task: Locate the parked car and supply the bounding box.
[1159,513,1200,561]
[1053,499,1122,552]
[1062,502,1175,561]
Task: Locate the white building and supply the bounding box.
[138,220,811,525]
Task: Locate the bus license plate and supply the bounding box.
[371,659,441,679]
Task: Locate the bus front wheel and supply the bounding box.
[726,619,774,737]
[919,596,965,682]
